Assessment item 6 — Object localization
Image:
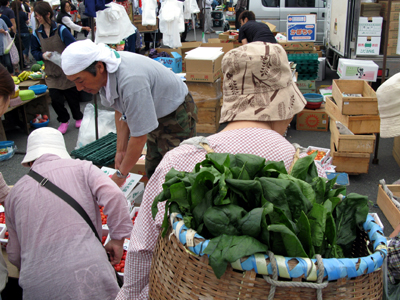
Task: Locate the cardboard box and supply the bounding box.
[361,3,382,17]
[278,41,314,50]
[306,146,331,166]
[300,89,317,94]
[337,58,379,82]
[127,182,144,213]
[179,42,202,59]
[325,97,380,134]
[296,79,316,90]
[388,20,400,31]
[153,52,182,73]
[382,11,399,21]
[261,21,277,32]
[287,14,316,42]
[386,46,400,55]
[358,17,383,36]
[377,184,400,228]
[330,119,376,153]
[130,154,147,185]
[394,136,400,167]
[330,140,371,174]
[186,54,223,83]
[386,38,399,47]
[332,80,378,115]
[186,78,222,103]
[356,36,381,55]
[286,48,317,54]
[380,1,400,12]
[200,42,234,56]
[296,108,329,132]
[219,31,239,41]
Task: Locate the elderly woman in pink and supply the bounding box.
[5,127,133,299]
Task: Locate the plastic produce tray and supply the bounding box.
[71,132,117,166]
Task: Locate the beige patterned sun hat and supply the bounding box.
[220,42,306,123]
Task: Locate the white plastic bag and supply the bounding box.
[43,51,62,67]
[75,103,117,149]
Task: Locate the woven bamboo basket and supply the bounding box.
[149,215,386,300]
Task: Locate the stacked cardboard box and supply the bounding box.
[361,2,382,17]
[357,17,383,55]
[326,80,379,174]
[186,78,222,133]
[379,0,400,55]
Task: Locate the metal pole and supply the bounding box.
[372,0,392,164]
[15,1,24,71]
[90,16,99,140]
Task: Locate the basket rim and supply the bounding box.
[169,213,387,282]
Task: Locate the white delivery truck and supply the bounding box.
[247,0,326,43]
[325,0,400,79]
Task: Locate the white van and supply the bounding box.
[248,0,326,43]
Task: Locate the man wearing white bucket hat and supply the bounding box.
[61,39,198,187]
[5,127,133,299]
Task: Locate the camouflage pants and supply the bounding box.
[146,93,198,179]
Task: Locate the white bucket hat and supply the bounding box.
[21,127,71,167]
[376,72,400,138]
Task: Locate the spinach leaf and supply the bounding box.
[296,211,314,258]
[191,171,216,210]
[259,202,274,247]
[238,207,264,238]
[259,161,288,178]
[169,181,190,214]
[203,204,247,237]
[233,153,266,179]
[213,173,231,206]
[204,235,268,279]
[192,185,218,233]
[279,174,316,205]
[225,179,264,210]
[311,177,326,204]
[290,151,318,183]
[269,206,297,234]
[335,193,369,257]
[307,203,327,248]
[267,224,308,257]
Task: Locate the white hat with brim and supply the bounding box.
[21,127,71,167]
[376,72,400,138]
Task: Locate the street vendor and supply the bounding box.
[115,42,326,299]
[238,11,277,45]
[61,39,198,186]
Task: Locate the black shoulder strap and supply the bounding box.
[28,169,101,243]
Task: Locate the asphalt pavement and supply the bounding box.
[1,28,399,237]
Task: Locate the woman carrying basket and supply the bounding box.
[115,42,326,299]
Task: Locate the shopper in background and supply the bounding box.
[0,0,15,33]
[234,0,246,29]
[0,18,13,73]
[204,0,215,34]
[11,0,31,66]
[5,127,133,299]
[61,39,197,185]
[238,10,277,44]
[77,0,88,37]
[56,0,90,37]
[0,64,13,298]
[31,1,83,134]
[114,42,328,299]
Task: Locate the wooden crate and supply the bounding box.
[196,98,221,134]
[330,119,376,153]
[394,136,400,168]
[330,139,371,174]
[332,80,378,115]
[377,184,400,229]
[326,97,380,134]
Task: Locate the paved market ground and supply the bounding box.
[1,28,399,239]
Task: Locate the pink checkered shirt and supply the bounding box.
[116,128,326,299]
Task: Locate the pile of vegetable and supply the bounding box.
[152,152,370,279]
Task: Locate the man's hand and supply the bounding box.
[0,29,6,35]
[105,238,124,265]
[111,172,126,187]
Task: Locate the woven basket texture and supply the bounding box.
[149,228,383,300]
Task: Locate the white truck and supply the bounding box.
[325,0,400,79]
[247,0,327,43]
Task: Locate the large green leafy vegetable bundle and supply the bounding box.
[152,152,370,278]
